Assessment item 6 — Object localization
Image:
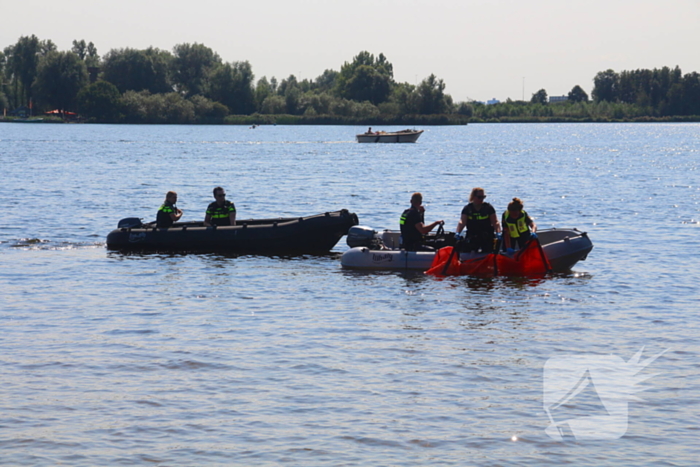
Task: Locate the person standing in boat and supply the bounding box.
[455,187,501,252]
[399,192,444,251]
[502,197,537,252]
[156,191,183,228]
[204,187,236,227]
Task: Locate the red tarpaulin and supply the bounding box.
[45,109,77,115]
[425,238,552,277]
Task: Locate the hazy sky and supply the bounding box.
[3,0,699,102]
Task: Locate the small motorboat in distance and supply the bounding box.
[356,129,423,143]
[107,209,359,253]
[341,226,593,273]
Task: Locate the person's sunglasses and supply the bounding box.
[217,193,226,198]
[476,194,486,199]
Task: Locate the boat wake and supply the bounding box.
[2,238,104,251]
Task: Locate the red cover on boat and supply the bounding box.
[426,239,552,277]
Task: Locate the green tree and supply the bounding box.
[592,69,619,102]
[260,94,286,114]
[302,92,333,115]
[456,101,474,117]
[208,61,255,114]
[0,50,8,110]
[7,35,41,105]
[314,69,338,93]
[568,85,588,102]
[416,74,452,114]
[667,72,700,115]
[531,88,548,105]
[171,43,221,97]
[254,77,273,111]
[284,82,302,114]
[345,65,392,105]
[102,47,173,94]
[276,74,298,96]
[77,80,122,122]
[335,51,394,105]
[33,50,88,111]
[391,82,419,114]
[121,90,196,123]
[189,94,229,122]
[39,39,57,56]
[72,39,100,67]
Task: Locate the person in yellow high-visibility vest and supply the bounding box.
[502,197,537,252]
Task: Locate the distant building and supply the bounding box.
[486,98,500,105]
[549,95,568,103]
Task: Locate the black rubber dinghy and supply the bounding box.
[107,209,359,253]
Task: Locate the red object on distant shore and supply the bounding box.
[45,109,77,116]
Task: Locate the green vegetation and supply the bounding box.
[469,68,700,123]
[2,35,699,124]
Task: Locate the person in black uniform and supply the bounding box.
[455,187,501,253]
[502,197,537,251]
[156,191,183,228]
[399,192,444,251]
[204,186,236,227]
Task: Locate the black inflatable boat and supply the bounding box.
[106,209,359,253]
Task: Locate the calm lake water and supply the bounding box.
[0,122,698,466]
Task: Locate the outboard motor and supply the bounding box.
[117,217,143,229]
[346,225,384,249]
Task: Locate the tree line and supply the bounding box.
[0,36,459,124]
[1,35,699,124]
[470,68,700,123]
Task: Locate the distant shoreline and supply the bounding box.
[2,115,699,125]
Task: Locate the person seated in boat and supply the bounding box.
[204,186,236,227]
[455,187,501,253]
[156,191,183,228]
[366,127,376,134]
[399,192,444,251]
[502,197,537,252]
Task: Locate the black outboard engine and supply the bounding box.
[117,217,143,229]
[346,225,384,249]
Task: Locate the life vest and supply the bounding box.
[206,201,236,226]
[207,201,235,218]
[463,203,495,238]
[399,210,408,227]
[158,203,174,215]
[504,210,530,238]
[156,202,176,228]
[400,207,423,248]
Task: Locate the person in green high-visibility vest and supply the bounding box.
[399,192,444,251]
[502,197,537,252]
[204,186,236,227]
[156,191,183,228]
